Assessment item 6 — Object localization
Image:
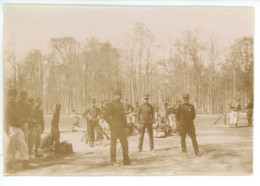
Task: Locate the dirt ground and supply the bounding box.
[10,113,253,176]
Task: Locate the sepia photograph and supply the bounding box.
[2,4,254,176]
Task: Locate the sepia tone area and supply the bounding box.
[3,5,254,175]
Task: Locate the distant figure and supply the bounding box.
[176,94,200,156]
[83,98,101,147]
[137,94,155,152]
[246,97,253,126]
[229,97,241,128]
[33,98,45,157]
[103,89,131,166]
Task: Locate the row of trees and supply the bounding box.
[5,23,254,114]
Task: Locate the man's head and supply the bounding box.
[27,98,34,106]
[143,94,150,103]
[113,89,122,101]
[35,98,42,107]
[8,89,17,102]
[19,91,28,102]
[182,93,189,103]
[91,98,96,106]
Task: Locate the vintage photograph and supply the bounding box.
[3,5,254,175]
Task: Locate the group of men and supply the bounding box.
[99,89,201,166]
[229,97,254,128]
[4,89,45,172]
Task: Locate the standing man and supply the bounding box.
[4,89,33,172]
[17,91,29,144]
[27,98,37,157]
[103,89,130,166]
[34,98,44,157]
[176,94,200,156]
[229,97,241,128]
[83,98,101,147]
[246,97,253,126]
[137,94,155,152]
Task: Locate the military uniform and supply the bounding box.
[137,94,155,152]
[83,99,101,147]
[176,94,199,155]
[103,89,130,165]
[33,98,44,157]
[246,99,253,126]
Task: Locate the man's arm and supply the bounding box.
[151,105,155,123]
[82,109,89,119]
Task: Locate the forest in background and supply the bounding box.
[4,23,254,114]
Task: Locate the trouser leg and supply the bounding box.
[179,128,187,152]
[146,124,154,150]
[35,125,42,152]
[28,127,36,154]
[15,128,29,161]
[110,130,117,163]
[138,124,146,151]
[247,109,253,125]
[22,122,29,145]
[188,125,199,154]
[4,130,16,163]
[119,129,130,164]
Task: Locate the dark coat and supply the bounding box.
[176,103,196,127]
[103,100,127,130]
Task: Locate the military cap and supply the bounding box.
[35,97,41,103]
[91,98,96,103]
[27,98,34,103]
[8,89,17,96]
[143,94,150,98]
[113,89,122,95]
[182,93,190,99]
[19,91,28,98]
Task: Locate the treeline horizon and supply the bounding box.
[4,22,254,114]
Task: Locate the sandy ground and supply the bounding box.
[9,113,253,176]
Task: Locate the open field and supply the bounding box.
[10,113,253,175]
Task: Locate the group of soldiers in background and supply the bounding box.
[229,96,254,128]
[81,89,201,166]
[4,89,45,172]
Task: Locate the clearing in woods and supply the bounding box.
[11,113,253,175]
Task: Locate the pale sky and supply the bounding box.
[4,5,254,60]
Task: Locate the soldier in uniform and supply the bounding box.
[246,97,253,126]
[17,91,29,144]
[33,98,44,157]
[103,89,131,166]
[229,97,241,128]
[137,94,155,152]
[83,98,101,147]
[27,98,37,157]
[4,89,33,172]
[176,94,201,156]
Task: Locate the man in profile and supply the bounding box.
[103,89,130,166]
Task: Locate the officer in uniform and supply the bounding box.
[83,98,101,147]
[17,91,29,144]
[246,97,253,126]
[34,98,44,157]
[176,94,201,156]
[4,89,33,172]
[103,89,131,166]
[27,98,37,156]
[137,94,155,152]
